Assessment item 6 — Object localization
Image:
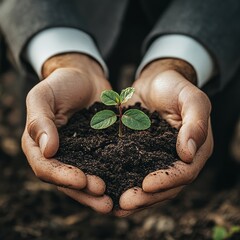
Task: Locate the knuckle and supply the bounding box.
[169,192,180,200]
[186,171,198,184]
[26,159,43,181]
[21,130,27,153]
[33,167,44,180]
[196,90,212,113]
[26,87,37,104]
[196,120,208,144]
[27,118,41,142]
[209,141,214,157]
[33,165,51,183]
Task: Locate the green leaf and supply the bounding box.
[229,226,240,236]
[90,110,117,129]
[212,226,228,240]
[120,87,135,103]
[101,90,120,106]
[122,109,151,130]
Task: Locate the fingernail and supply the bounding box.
[39,133,48,154]
[187,138,197,157]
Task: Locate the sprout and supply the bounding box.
[90,87,151,137]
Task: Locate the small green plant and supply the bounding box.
[212,226,228,240]
[90,87,151,137]
[212,225,240,240]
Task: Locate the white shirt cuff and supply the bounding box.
[25,27,108,79]
[136,34,214,88]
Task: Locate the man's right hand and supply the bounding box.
[22,53,113,214]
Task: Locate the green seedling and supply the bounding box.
[212,226,228,240]
[212,225,240,240]
[90,87,151,137]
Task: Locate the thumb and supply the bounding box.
[27,117,59,158]
[26,84,59,158]
[177,89,211,163]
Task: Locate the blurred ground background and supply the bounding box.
[0,69,240,240]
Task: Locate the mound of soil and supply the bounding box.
[55,102,179,206]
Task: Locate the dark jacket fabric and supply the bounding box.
[0,0,240,93]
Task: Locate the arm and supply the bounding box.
[143,0,240,94]
[0,0,128,71]
[0,0,88,69]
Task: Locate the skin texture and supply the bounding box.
[21,53,213,216]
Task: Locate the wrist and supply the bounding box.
[42,53,105,79]
[139,58,197,85]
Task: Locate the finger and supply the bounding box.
[58,187,113,214]
[22,130,87,189]
[143,124,213,192]
[26,83,60,158]
[113,209,135,218]
[143,162,192,192]
[114,205,154,217]
[27,117,59,158]
[119,187,183,211]
[177,87,211,162]
[84,175,106,196]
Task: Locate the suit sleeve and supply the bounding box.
[143,0,240,94]
[0,0,87,69]
[0,0,128,72]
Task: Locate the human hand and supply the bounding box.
[115,59,213,216]
[22,53,113,214]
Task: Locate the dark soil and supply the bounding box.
[55,102,179,206]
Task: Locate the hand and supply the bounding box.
[115,59,213,216]
[22,53,113,214]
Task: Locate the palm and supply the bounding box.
[39,68,111,127]
[132,71,196,128]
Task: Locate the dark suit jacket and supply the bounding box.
[0,0,240,94]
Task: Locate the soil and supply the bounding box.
[0,70,240,240]
[55,102,179,207]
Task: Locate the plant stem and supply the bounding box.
[118,104,123,137]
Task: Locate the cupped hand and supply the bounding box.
[22,53,113,214]
[115,59,213,215]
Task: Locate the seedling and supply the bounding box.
[90,87,151,137]
[212,225,240,240]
